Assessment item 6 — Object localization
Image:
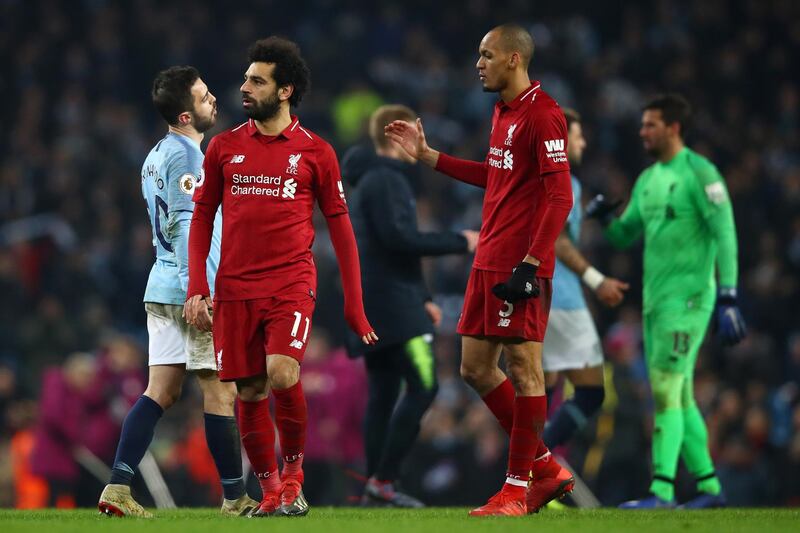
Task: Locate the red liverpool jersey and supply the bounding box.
[189,117,347,301]
[474,82,572,277]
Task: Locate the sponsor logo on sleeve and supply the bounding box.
[704,182,727,205]
[544,139,567,163]
[337,180,346,202]
[179,173,196,194]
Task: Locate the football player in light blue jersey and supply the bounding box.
[541,108,629,451]
[99,66,257,518]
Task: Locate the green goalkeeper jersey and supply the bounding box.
[605,147,738,314]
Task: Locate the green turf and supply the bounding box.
[2,508,799,532]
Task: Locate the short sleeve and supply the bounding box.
[193,136,223,209]
[533,106,570,176]
[315,142,348,217]
[166,149,201,213]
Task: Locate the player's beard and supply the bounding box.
[191,109,216,133]
[244,91,281,122]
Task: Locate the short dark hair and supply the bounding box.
[562,107,581,131]
[248,37,310,108]
[152,66,199,126]
[492,24,534,69]
[643,93,692,138]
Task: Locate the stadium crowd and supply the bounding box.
[1,0,798,507]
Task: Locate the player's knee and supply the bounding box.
[144,384,182,410]
[460,362,490,389]
[506,360,542,393]
[573,386,605,417]
[267,358,300,390]
[650,372,683,412]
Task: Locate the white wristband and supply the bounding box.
[582,266,606,291]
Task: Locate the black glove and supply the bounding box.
[713,288,747,346]
[585,194,622,227]
[492,262,539,302]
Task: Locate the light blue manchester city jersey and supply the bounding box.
[141,132,221,305]
[551,175,586,310]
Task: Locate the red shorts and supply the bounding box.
[213,290,316,381]
[457,268,552,342]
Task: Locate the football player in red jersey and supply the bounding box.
[185,37,377,517]
[386,24,574,516]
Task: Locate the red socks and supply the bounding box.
[272,381,307,479]
[238,398,280,496]
[482,378,515,435]
[506,395,547,484]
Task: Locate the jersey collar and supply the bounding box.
[246,115,302,140]
[497,81,541,111]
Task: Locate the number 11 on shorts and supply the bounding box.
[291,311,310,343]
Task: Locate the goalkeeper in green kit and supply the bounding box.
[587,94,746,509]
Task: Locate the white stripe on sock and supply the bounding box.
[505,477,528,487]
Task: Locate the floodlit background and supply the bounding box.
[0,0,798,508]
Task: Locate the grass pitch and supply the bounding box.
[2,507,799,532]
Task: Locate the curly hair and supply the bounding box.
[152,65,199,125]
[248,36,310,108]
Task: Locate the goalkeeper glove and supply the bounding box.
[714,287,747,346]
[585,194,622,227]
[492,262,539,302]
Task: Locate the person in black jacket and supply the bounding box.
[341,104,479,507]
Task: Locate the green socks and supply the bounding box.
[681,404,721,495]
[650,407,684,501]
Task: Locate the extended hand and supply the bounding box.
[184,295,213,332]
[595,277,629,307]
[384,118,431,163]
[492,262,540,302]
[585,194,622,227]
[715,289,747,346]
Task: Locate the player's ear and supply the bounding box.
[177,111,192,126]
[278,84,294,103]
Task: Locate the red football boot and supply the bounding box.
[526,455,575,514]
[469,485,527,517]
[250,492,280,518]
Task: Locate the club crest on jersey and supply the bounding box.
[179,173,196,195]
[286,153,302,175]
[505,123,517,146]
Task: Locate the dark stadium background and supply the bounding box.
[0,0,798,508]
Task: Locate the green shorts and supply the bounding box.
[643,307,713,374]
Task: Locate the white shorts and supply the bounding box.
[542,307,603,372]
[145,302,216,371]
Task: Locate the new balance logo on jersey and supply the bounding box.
[230,155,245,164]
[286,153,302,174]
[282,178,297,199]
[544,139,567,163]
[290,339,304,350]
[505,124,517,146]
